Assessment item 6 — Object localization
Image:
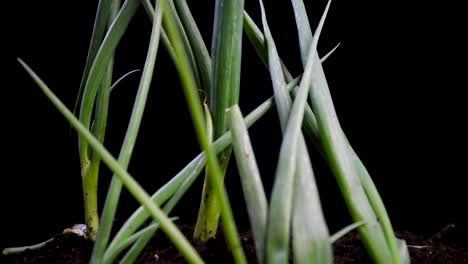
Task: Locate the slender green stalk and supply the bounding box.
[160,0,246,262]
[194,0,245,242]
[228,105,268,263]
[76,0,113,241]
[193,150,230,239]
[2,238,54,255]
[194,104,224,241]
[82,164,100,240]
[18,59,205,264]
[90,1,162,262]
[77,0,142,241]
[85,0,121,242]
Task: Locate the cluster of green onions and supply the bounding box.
[7,0,411,263]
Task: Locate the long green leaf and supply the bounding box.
[228,105,267,263]
[18,59,204,264]
[289,0,397,262]
[90,1,163,262]
[159,0,246,262]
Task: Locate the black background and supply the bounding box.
[1,0,466,250]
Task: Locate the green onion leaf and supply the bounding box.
[228,105,267,263]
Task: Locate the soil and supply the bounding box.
[3,224,467,264]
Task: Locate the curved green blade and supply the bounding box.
[228,105,268,263]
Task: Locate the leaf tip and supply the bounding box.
[17,58,26,67]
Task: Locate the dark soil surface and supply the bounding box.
[3,224,467,263]
[333,224,468,264]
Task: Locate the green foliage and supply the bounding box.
[9,1,405,263]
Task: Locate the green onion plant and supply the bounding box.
[5,0,410,263]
